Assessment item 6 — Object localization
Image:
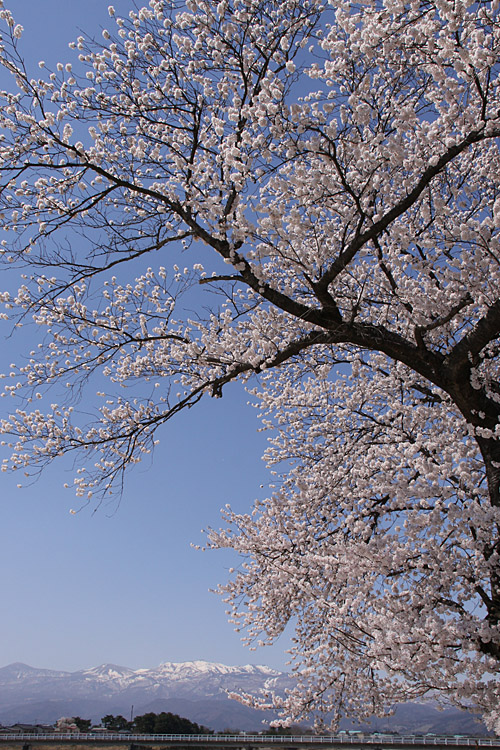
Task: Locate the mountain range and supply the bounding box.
[0,661,287,730]
[0,660,489,735]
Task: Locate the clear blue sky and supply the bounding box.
[0,1,292,674]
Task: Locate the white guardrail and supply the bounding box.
[0,735,498,746]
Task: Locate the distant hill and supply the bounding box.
[0,660,489,734]
[0,661,286,730]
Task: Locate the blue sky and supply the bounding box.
[0,1,292,674]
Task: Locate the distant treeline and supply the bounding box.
[101,712,211,734]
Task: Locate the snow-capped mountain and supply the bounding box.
[0,660,289,729]
[76,660,285,697]
[0,659,283,694]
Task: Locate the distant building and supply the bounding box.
[0,725,53,735]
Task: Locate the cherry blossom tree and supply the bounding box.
[0,0,500,731]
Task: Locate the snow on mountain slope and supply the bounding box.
[0,662,72,690]
[0,659,289,703]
